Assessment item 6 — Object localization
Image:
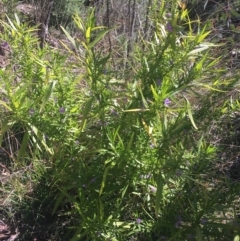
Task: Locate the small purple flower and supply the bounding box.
[232,219,239,227]
[103,69,107,75]
[175,220,181,228]
[156,79,162,87]
[2,97,8,102]
[165,12,172,18]
[110,109,118,116]
[29,108,35,116]
[13,65,19,72]
[1,41,10,53]
[191,187,196,193]
[90,177,96,183]
[150,143,155,149]
[136,218,142,224]
[177,191,183,197]
[175,216,182,228]
[1,41,9,48]
[75,140,80,145]
[187,234,194,240]
[59,107,65,113]
[176,169,183,177]
[200,218,207,225]
[150,186,157,193]
[98,120,109,126]
[164,98,171,106]
[183,129,188,134]
[166,22,173,32]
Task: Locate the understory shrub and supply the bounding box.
[0,1,240,241]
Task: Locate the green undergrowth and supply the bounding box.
[0,1,240,241]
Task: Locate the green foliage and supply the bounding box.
[0,1,240,241]
[51,0,85,29]
[51,5,240,241]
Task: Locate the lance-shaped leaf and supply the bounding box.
[40,81,56,113]
[17,129,29,161]
[79,97,94,133]
[155,171,164,218]
[185,97,198,130]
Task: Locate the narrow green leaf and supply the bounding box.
[58,187,76,205]
[196,226,203,241]
[17,129,29,161]
[6,15,17,30]
[121,184,129,199]
[155,172,163,218]
[73,14,85,32]
[0,100,12,111]
[124,108,149,112]
[99,199,104,220]
[127,132,134,150]
[86,27,91,43]
[0,120,15,146]
[52,192,65,215]
[14,13,20,26]
[197,83,226,92]
[230,9,240,18]
[113,221,131,228]
[163,111,168,133]
[195,58,203,71]
[196,31,211,43]
[89,28,114,49]
[185,97,198,130]
[30,125,53,155]
[151,85,159,101]
[40,81,56,113]
[99,164,111,196]
[70,227,86,241]
[79,97,94,132]
[91,26,108,31]
[234,235,240,241]
[188,45,209,55]
[60,26,76,48]
[59,40,76,55]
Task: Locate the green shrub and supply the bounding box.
[51,5,240,241]
[0,1,240,241]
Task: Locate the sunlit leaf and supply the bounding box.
[89,28,114,49]
[124,108,149,112]
[30,125,53,155]
[184,97,198,130]
[60,26,76,48]
[234,235,240,241]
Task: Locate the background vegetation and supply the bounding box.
[0,0,240,240]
